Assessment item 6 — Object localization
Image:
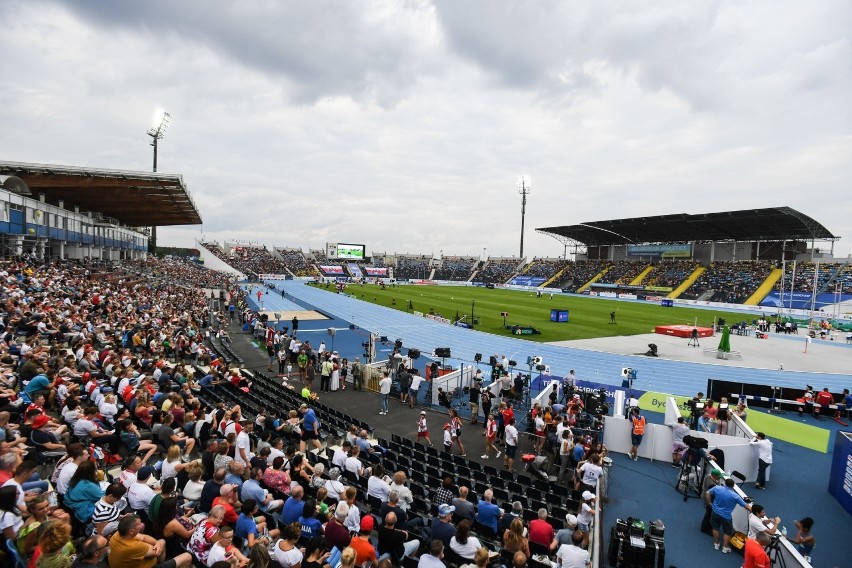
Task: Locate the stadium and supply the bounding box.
[0,157,848,568]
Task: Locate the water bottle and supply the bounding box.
[781,526,787,537]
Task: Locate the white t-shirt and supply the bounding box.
[57,462,79,494]
[127,481,156,510]
[331,449,348,469]
[274,542,304,568]
[235,431,252,465]
[580,463,603,487]
[556,543,590,568]
[505,424,519,447]
[161,459,180,480]
[73,419,98,438]
[748,514,773,539]
[367,476,390,502]
[345,456,362,476]
[379,377,391,394]
[207,543,231,567]
[577,502,593,527]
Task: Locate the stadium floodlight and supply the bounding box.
[146,108,172,252]
[147,108,172,172]
[517,176,531,258]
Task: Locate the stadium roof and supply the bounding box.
[0,161,202,226]
[537,207,837,246]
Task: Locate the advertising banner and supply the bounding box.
[627,244,692,258]
[759,291,852,310]
[510,276,548,287]
[319,265,345,275]
[364,267,388,276]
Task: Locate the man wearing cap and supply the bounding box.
[29,414,65,451]
[351,515,379,568]
[706,478,752,554]
[431,504,457,547]
[577,491,595,548]
[550,514,579,552]
[299,403,322,453]
[700,468,724,534]
[126,466,159,511]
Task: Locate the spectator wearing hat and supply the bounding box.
[577,491,595,548]
[431,504,456,547]
[29,414,65,452]
[550,514,578,551]
[350,515,379,568]
[127,465,159,512]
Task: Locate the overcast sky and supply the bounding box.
[1,0,850,259]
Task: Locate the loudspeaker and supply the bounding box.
[474,353,482,362]
[435,348,451,358]
[327,328,336,337]
[408,349,420,360]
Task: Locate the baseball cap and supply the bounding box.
[711,469,724,477]
[420,411,426,415]
[582,491,595,501]
[137,466,155,481]
[360,515,374,531]
[565,514,578,527]
[438,504,455,516]
[443,423,451,430]
[300,403,308,410]
[33,415,50,429]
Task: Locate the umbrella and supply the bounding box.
[717,325,731,353]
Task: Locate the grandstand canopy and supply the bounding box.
[537,207,837,246]
[0,161,202,226]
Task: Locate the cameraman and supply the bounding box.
[688,392,704,430]
[667,417,690,468]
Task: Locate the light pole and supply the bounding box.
[146,109,172,252]
[517,176,531,258]
[471,298,475,327]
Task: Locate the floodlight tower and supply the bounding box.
[146,109,172,251]
[517,175,531,258]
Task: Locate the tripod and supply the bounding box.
[765,534,787,568]
[674,448,705,501]
[688,333,700,347]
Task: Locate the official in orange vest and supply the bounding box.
[629,407,646,461]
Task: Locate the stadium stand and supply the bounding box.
[477,258,521,284]
[275,247,318,277]
[596,260,647,285]
[200,242,289,277]
[781,261,841,293]
[550,260,612,292]
[641,260,698,289]
[519,258,568,280]
[0,255,601,568]
[833,264,852,294]
[681,260,773,304]
[395,256,432,280]
[432,257,478,281]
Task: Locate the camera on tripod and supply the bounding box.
[683,435,709,450]
[688,399,705,417]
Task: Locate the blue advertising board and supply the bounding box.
[828,431,852,516]
[550,309,569,322]
[627,244,691,258]
[759,291,852,310]
[510,276,548,287]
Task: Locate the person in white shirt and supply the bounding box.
[324,468,346,502]
[749,432,773,489]
[504,418,519,470]
[747,504,780,540]
[367,464,391,503]
[234,420,254,466]
[389,471,414,511]
[556,530,591,568]
[126,466,158,511]
[57,444,90,495]
[331,442,351,469]
[379,371,392,415]
[408,372,425,408]
[345,447,365,477]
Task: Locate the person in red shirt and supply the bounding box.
[350,515,378,567]
[528,509,555,547]
[743,534,771,568]
[815,388,834,420]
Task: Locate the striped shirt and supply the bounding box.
[92,498,121,525]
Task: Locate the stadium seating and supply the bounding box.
[681,260,773,304]
[432,257,478,281]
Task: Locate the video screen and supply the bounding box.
[336,243,365,260]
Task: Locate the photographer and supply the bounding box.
[688,392,704,430]
[667,417,690,468]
